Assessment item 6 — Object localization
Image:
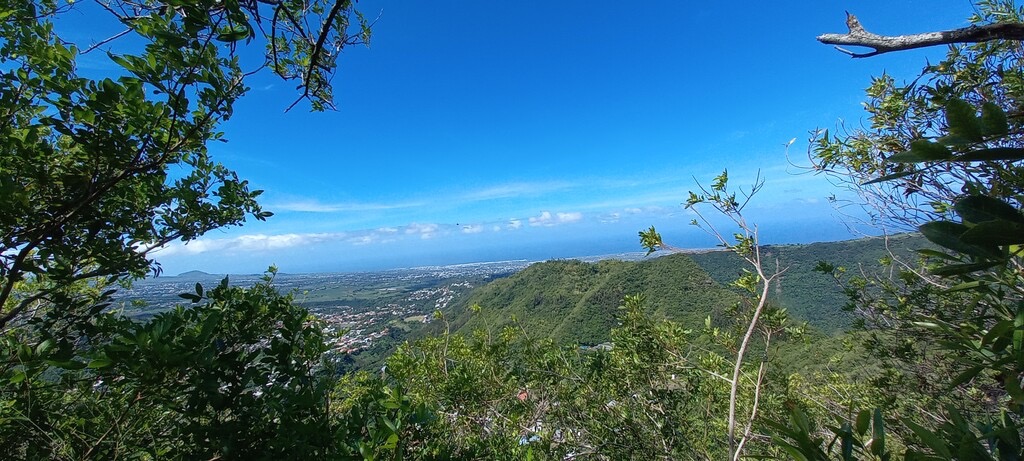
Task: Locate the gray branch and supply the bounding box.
[818,12,1024,58]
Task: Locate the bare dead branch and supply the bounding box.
[818,12,1024,58]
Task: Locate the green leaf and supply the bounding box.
[996,413,1022,460]
[9,371,26,384]
[960,219,1024,246]
[855,409,871,436]
[954,196,1024,224]
[928,261,1000,276]
[1015,307,1024,368]
[945,98,983,143]
[945,280,988,293]
[862,170,915,185]
[359,442,374,460]
[953,147,1024,162]
[980,102,1009,137]
[919,221,1000,259]
[774,443,811,461]
[215,27,250,43]
[887,140,951,163]
[87,357,113,369]
[1004,373,1024,403]
[936,133,975,146]
[870,408,886,456]
[902,418,953,458]
[915,249,960,262]
[950,195,1024,224]
[949,365,985,388]
[35,339,54,356]
[178,293,201,303]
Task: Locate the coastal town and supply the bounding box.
[312,281,475,354]
[115,260,534,356]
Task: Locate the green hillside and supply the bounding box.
[444,234,930,345]
[689,233,928,334]
[450,253,742,345]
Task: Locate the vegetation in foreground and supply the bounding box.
[2,0,1024,459]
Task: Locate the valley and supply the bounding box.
[118,235,924,371]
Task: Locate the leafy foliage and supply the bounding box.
[772,2,1024,458]
[449,254,741,346]
[810,1,1024,232]
[8,0,1024,459]
[0,0,369,458]
[0,272,337,459]
[374,294,782,460]
[691,234,931,334]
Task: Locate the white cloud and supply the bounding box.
[347,228,403,246]
[529,211,583,227]
[507,219,522,230]
[461,225,484,234]
[405,223,440,239]
[154,232,346,256]
[348,235,377,246]
[557,212,582,223]
[529,211,553,226]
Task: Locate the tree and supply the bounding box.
[774,1,1024,458]
[0,0,369,457]
[808,1,1024,231]
[0,0,369,330]
[640,170,797,460]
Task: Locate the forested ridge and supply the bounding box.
[3,0,1024,459]
[690,233,931,334]
[448,254,740,345]
[442,234,925,344]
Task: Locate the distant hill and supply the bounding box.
[174,270,220,279]
[449,253,742,345]
[441,234,931,346]
[688,233,930,334]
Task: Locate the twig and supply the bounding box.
[82,28,133,54]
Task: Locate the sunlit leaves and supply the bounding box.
[638,226,663,255]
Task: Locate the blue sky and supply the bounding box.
[73,1,973,274]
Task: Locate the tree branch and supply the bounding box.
[818,12,1024,58]
[81,28,133,54]
[286,0,348,111]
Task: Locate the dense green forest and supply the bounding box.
[3,0,1024,459]
[690,233,930,334]
[443,234,926,341]
[449,254,740,345]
